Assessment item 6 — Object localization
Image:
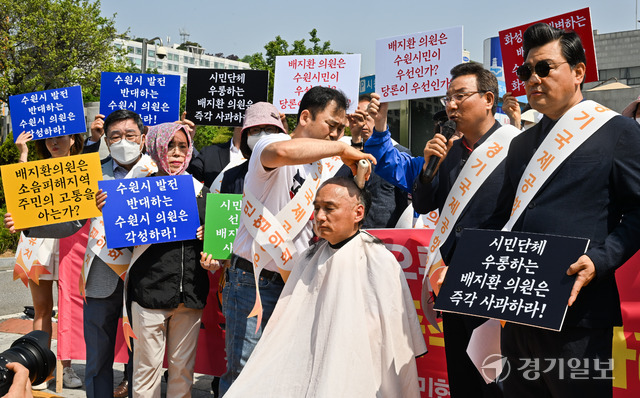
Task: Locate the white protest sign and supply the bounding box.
[375,26,463,101]
[273,54,361,114]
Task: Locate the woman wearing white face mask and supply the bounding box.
[208,102,287,195]
[197,102,287,396]
[203,102,287,267]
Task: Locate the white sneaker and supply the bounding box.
[63,366,82,388]
[32,380,49,390]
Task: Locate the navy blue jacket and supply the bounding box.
[487,114,640,328]
[413,121,505,263]
[187,140,231,187]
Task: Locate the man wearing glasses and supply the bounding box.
[411,62,516,397]
[487,23,640,397]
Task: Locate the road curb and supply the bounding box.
[0,257,15,271]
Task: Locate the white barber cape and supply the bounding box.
[225,231,427,398]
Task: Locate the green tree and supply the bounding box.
[0,0,128,104]
[246,29,342,131]
[177,41,203,51]
[248,29,342,103]
[0,132,35,252]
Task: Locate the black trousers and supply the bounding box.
[443,312,503,398]
[501,323,613,398]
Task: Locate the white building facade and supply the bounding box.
[114,38,251,85]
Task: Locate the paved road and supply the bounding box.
[0,257,36,318]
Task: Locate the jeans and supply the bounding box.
[218,263,284,396]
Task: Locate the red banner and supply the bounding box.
[499,8,597,97]
[612,249,640,397]
[56,222,89,361]
[56,221,130,364]
[370,228,451,397]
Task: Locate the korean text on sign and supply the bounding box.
[99,72,181,126]
[272,54,361,114]
[185,69,268,127]
[375,26,463,102]
[8,86,86,142]
[498,7,597,96]
[1,153,102,229]
[203,193,242,259]
[99,175,201,248]
[435,229,590,331]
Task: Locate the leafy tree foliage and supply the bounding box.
[177,40,203,51]
[246,29,342,130]
[0,133,36,252]
[0,0,128,103]
[247,29,341,103]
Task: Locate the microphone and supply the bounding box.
[423,120,457,181]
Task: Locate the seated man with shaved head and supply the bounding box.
[224,176,427,397]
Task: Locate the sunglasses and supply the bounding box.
[516,60,568,82]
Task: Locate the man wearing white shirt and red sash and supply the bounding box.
[411,62,520,397]
[220,88,375,395]
[487,23,640,397]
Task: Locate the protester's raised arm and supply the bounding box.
[367,93,388,132]
[15,132,32,163]
[90,114,105,142]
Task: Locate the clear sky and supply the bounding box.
[101,0,639,75]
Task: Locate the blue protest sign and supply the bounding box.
[99,72,180,126]
[99,175,201,248]
[359,75,375,94]
[8,86,86,142]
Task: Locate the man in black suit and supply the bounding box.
[489,23,640,397]
[187,126,243,188]
[411,62,505,398]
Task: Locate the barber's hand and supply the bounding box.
[90,114,105,142]
[339,143,376,180]
[200,252,221,273]
[95,189,107,211]
[502,93,521,129]
[3,213,21,234]
[367,93,388,132]
[567,255,596,306]
[422,134,453,174]
[3,362,33,398]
